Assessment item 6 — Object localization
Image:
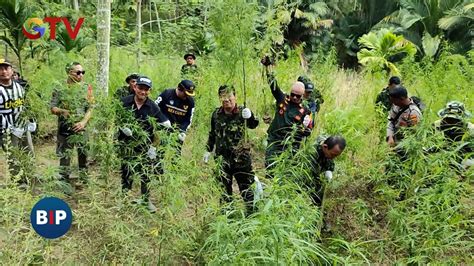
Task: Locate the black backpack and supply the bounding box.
[411,96,425,113]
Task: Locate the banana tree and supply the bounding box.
[382,0,468,56]
[357,28,417,75]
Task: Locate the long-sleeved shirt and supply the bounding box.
[0,81,25,132]
[266,74,311,147]
[155,88,194,133]
[207,105,258,162]
[387,99,422,141]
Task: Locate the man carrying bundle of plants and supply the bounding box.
[0,58,36,188]
[203,85,259,214]
[304,135,346,207]
[117,76,172,213]
[50,62,94,189]
[261,57,313,178]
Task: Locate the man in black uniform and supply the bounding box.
[204,85,259,213]
[118,76,171,213]
[115,73,139,99]
[155,79,195,150]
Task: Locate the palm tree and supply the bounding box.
[0,0,37,73]
[357,28,417,75]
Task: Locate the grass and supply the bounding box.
[0,44,473,264]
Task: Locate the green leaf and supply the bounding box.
[421,32,440,58]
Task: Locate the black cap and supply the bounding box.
[389,76,401,85]
[136,76,153,88]
[178,79,195,96]
[125,73,140,83]
[184,53,196,60]
[218,85,235,95]
[297,75,314,92]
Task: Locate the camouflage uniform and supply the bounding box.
[375,87,392,112]
[50,82,94,181]
[181,64,198,77]
[265,73,312,172]
[434,101,474,166]
[206,105,259,206]
[305,136,335,206]
[114,85,134,99]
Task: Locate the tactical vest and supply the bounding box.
[278,95,306,122]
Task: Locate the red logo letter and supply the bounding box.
[62,17,84,40]
[43,17,61,40]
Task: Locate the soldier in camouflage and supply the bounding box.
[204,85,259,211]
[434,101,473,169]
[305,135,346,206]
[376,76,401,112]
[115,73,139,99]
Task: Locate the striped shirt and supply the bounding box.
[0,81,26,132]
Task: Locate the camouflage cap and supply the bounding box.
[438,101,472,119]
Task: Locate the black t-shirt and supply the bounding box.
[119,95,168,142]
[155,88,195,132]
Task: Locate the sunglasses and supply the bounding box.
[74,70,86,75]
[137,86,151,91]
[290,93,302,99]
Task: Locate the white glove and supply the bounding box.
[242,108,252,119]
[462,158,474,169]
[203,152,211,163]
[254,176,264,202]
[27,122,37,132]
[324,171,333,182]
[303,115,311,127]
[11,126,25,138]
[160,120,172,129]
[178,132,186,142]
[147,146,157,160]
[121,127,133,137]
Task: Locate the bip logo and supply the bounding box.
[22,17,84,40]
[30,197,73,239]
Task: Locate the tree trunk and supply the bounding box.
[153,1,163,41]
[136,0,142,68]
[149,1,152,31]
[73,0,79,11]
[97,0,111,95]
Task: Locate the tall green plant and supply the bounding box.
[357,29,416,74]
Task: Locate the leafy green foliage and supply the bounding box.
[357,29,417,74]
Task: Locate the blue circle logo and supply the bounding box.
[30,197,73,239]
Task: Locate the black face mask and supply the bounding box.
[440,117,466,141]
